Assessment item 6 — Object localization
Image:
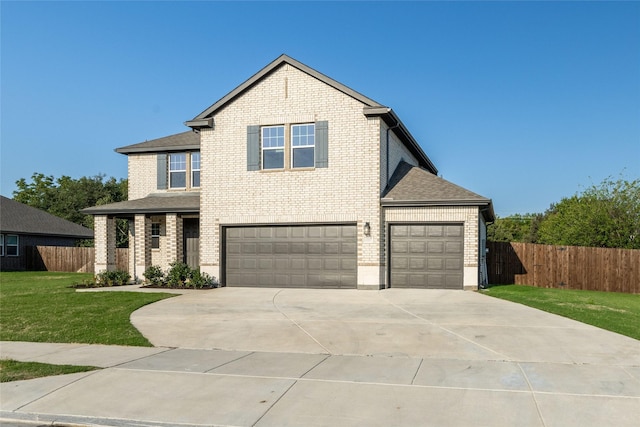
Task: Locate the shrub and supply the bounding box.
[96,269,130,286]
[166,261,192,287]
[143,265,165,286]
[190,270,220,289]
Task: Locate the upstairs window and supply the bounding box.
[291,124,315,168]
[169,153,187,188]
[191,152,201,187]
[262,126,285,169]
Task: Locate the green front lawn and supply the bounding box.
[482,285,640,340]
[0,359,99,383]
[0,271,175,346]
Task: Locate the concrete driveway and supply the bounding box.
[132,287,639,364]
[2,288,639,427]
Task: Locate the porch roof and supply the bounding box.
[82,193,200,215]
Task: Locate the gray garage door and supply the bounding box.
[390,224,463,289]
[225,224,357,288]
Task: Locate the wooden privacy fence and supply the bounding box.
[26,246,129,273]
[487,242,640,294]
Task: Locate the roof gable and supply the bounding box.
[0,196,94,238]
[186,54,384,127]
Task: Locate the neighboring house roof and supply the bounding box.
[81,193,200,215]
[382,162,495,222]
[0,196,94,238]
[116,131,200,154]
[184,54,437,174]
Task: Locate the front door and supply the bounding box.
[183,218,200,269]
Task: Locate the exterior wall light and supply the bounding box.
[363,222,371,236]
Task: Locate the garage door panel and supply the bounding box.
[410,241,426,253]
[390,224,463,290]
[446,225,462,237]
[393,225,408,237]
[409,257,426,270]
[242,243,257,254]
[258,259,273,270]
[324,243,339,254]
[308,243,322,254]
[225,225,356,288]
[392,241,408,253]
[341,242,356,254]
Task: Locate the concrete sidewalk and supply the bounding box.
[1,288,640,426]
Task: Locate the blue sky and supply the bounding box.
[1,1,639,217]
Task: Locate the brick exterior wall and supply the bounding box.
[94,215,116,272]
[128,154,159,200]
[199,63,383,287]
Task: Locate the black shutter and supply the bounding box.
[247,125,260,171]
[157,153,168,189]
[315,121,328,168]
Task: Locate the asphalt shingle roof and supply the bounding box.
[82,193,200,215]
[0,196,94,238]
[382,161,495,221]
[115,131,200,154]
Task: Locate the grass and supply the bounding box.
[482,285,640,340]
[0,359,99,383]
[0,271,175,346]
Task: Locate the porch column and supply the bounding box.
[134,214,152,279]
[94,215,116,273]
[165,213,183,266]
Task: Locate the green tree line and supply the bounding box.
[13,173,129,247]
[489,176,640,249]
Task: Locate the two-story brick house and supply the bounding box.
[85,55,494,290]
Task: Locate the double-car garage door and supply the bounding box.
[389,224,464,289]
[225,224,357,288]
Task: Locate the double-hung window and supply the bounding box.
[262,126,285,169]
[191,152,201,187]
[291,124,315,168]
[151,223,161,249]
[169,153,187,188]
[5,235,18,256]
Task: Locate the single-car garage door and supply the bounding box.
[390,224,463,289]
[224,224,357,288]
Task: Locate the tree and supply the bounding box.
[537,176,639,249]
[487,214,542,243]
[13,173,129,247]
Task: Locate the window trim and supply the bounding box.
[5,234,18,257]
[291,123,315,169]
[0,234,4,257]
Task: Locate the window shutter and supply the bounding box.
[157,153,168,189]
[247,125,260,171]
[315,121,328,168]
